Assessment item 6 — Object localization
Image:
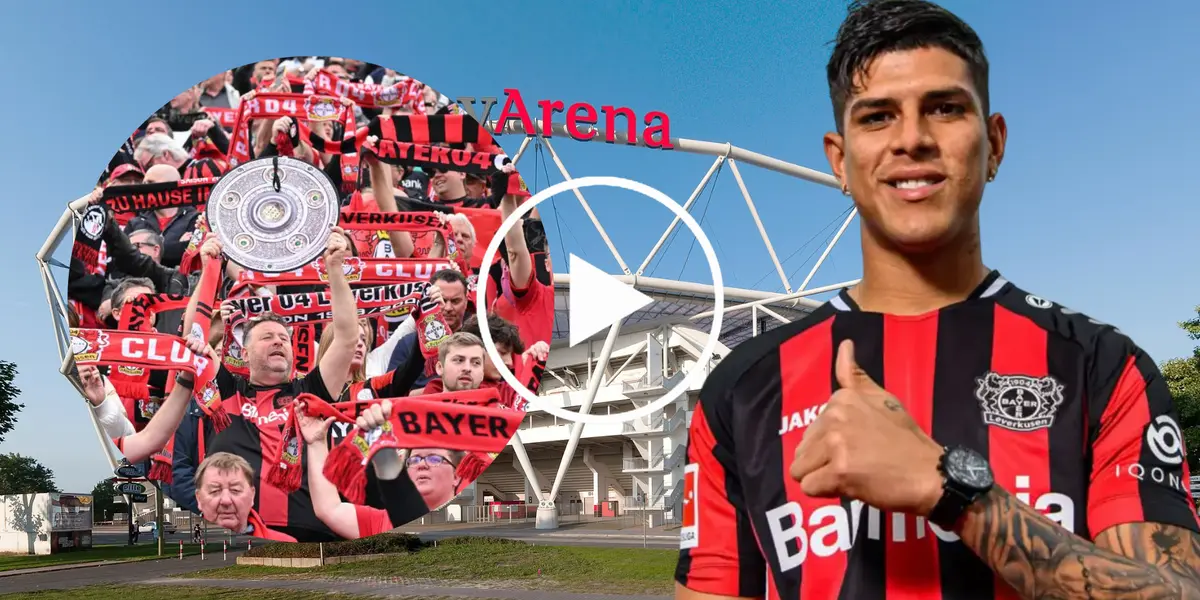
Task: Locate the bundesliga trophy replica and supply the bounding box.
[207,155,341,273]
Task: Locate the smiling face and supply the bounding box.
[825,46,1005,256]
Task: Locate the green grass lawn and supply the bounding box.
[180,538,678,595]
[0,586,482,600]
[0,544,204,572]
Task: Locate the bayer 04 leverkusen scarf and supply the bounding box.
[338,211,469,273]
[235,256,455,287]
[226,92,356,167]
[305,69,425,112]
[222,282,429,327]
[101,178,218,214]
[280,390,522,502]
[110,293,190,432]
[71,327,218,480]
[266,387,504,494]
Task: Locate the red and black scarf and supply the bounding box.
[305,69,425,112]
[265,389,522,501]
[227,92,356,167]
[101,178,218,215]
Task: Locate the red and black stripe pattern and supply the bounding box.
[675,271,1199,599]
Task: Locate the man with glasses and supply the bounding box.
[123,164,200,269]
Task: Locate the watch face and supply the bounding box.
[946,448,994,490]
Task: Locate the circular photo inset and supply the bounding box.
[65,56,554,543]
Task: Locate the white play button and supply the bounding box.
[568,254,653,348]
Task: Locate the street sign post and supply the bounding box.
[115,482,146,495]
[114,462,145,479]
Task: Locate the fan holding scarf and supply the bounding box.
[200,225,362,543]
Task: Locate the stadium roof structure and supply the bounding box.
[488,118,861,352]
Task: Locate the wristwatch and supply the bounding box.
[928,445,994,530]
[174,372,195,390]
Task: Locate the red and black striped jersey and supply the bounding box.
[675,271,1198,599]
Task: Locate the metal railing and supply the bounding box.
[622,412,666,434]
[623,447,665,471]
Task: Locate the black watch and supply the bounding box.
[174,372,195,390]
[928,445,994,530]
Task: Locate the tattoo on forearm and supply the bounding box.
[960,486,1200,599]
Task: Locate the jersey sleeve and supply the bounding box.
[1086,330,1199,535]
[354,504,394,539]
[675,395,767,598]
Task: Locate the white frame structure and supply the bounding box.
[35,117,862,528]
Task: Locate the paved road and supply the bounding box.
[411,529,677,549]
[0,551,245,594]
[143,577,670,600]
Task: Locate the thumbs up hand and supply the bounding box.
[788,339,946,517]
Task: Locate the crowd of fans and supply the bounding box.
[66,57,555,542]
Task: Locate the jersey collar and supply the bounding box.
[830,269,1009,312]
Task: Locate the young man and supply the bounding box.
[674,1,1200,599]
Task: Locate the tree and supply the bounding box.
[0,453,60,495]
[90,478,117,523]
[1162,305,1200,470]
[0,361,23,444]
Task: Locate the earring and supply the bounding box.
[841,183,850,196]
[987,171,996,182]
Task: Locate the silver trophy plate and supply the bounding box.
[207,156,340,273]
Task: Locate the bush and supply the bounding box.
[434,536,528,547]
[244,533,424,559]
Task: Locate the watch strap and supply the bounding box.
[928,446,990,530]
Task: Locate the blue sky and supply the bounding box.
[0,0,1197,492]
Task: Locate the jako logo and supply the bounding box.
[766,476,1075,572]
[779,403,828,436]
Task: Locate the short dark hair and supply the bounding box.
[111,277,157,312]
[243,312,290,341]
[430,269,468,291]
[461,313,526,355]
[827,0,989,134]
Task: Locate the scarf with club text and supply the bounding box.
[305,113,504,162]
[236,257,454,287]
[222,282,428,326]
[202,107,239,130]
[101,178,218,214]
[299,390,522,502]
[72,328,218,481]
[338,211,468,273]
[227,93,356,167]
[390,194,507,272]
[110,293,190,432]
[305,69,425,112]
[266,387,504,494]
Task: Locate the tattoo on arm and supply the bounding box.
[958,486,1200,599]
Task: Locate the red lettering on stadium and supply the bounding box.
[490,89,672,149]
